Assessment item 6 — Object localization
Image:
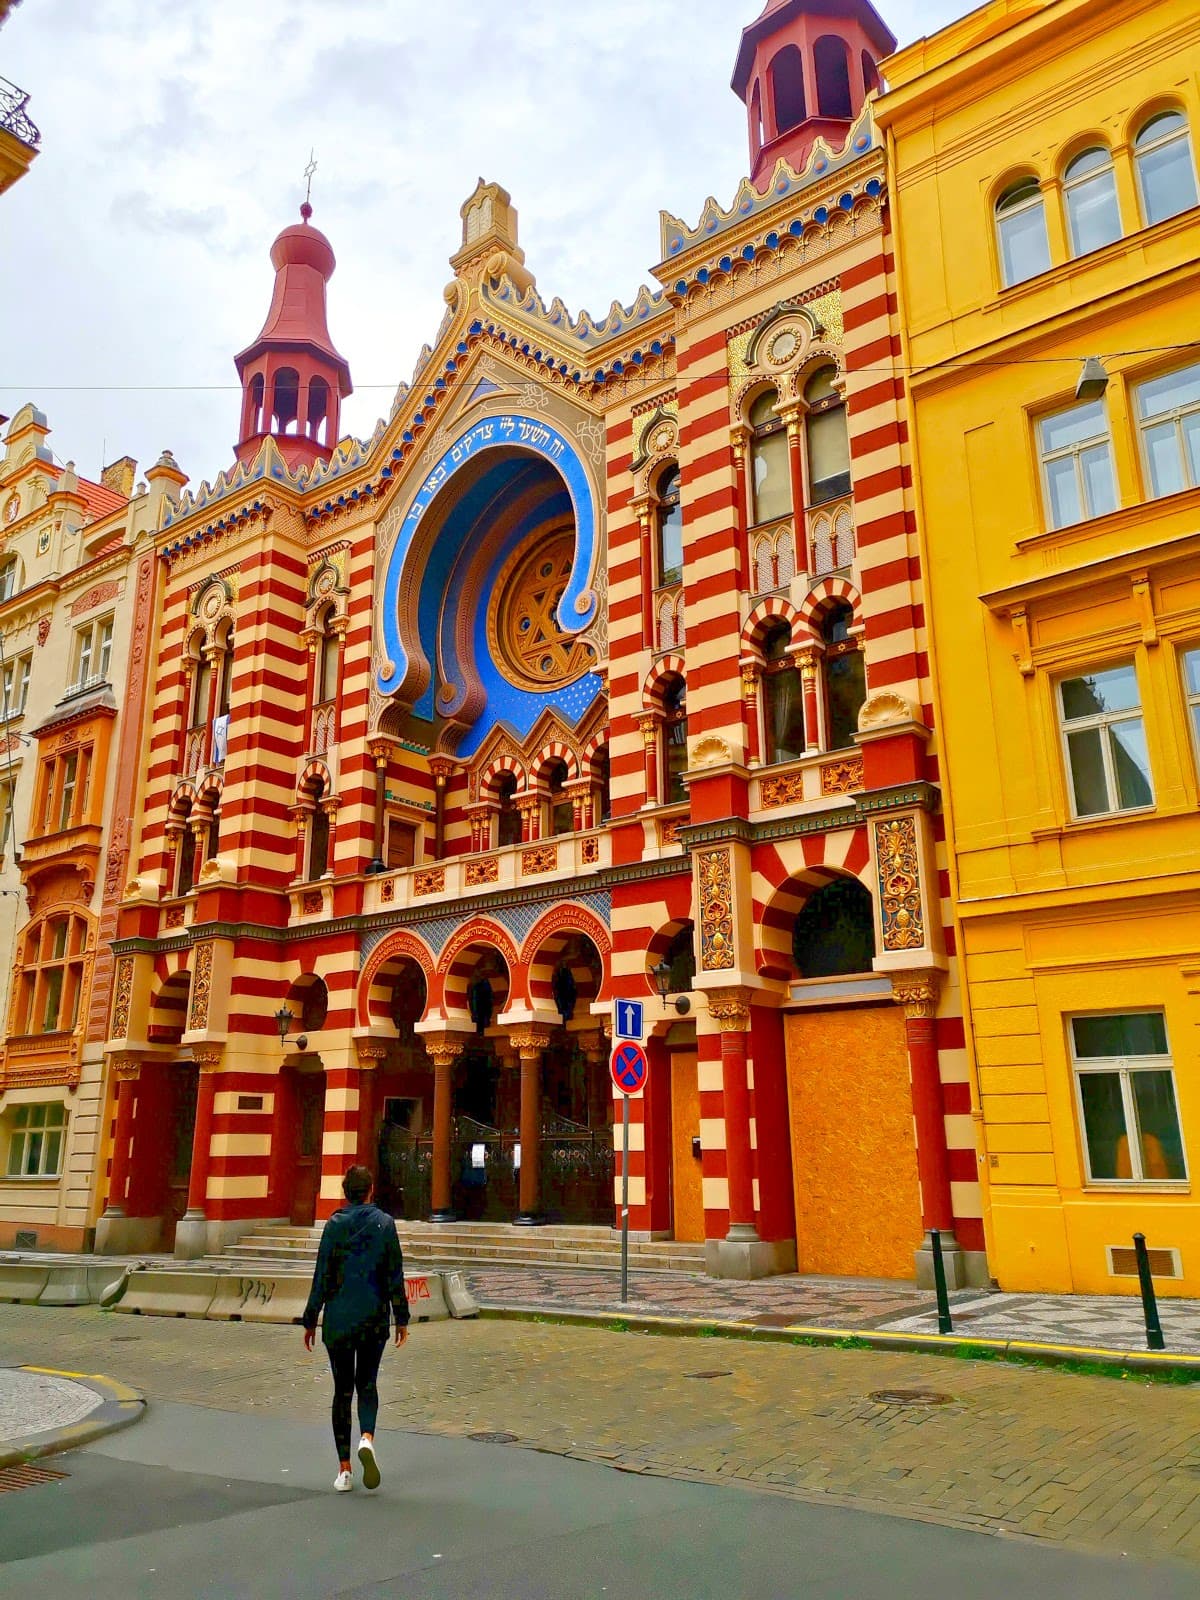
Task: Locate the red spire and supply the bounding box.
[733,1,896,190]
[233,206,353,471]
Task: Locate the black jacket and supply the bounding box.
[302,1202,410,1344]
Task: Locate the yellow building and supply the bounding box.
[876,0,1200,1295]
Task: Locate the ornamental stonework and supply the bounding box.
[874,816,925,952]
[465,857,499,886]
[820,756,864,797]
[760,772,805,809]
[111,958,134,1039]
[414,868,446,897]
[697,848,735,971]
[521,846,557,876]
[189,943,214,1031]
[580,837,600,865]
[301,890,324,916]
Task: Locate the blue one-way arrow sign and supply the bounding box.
[614,999,644,1042]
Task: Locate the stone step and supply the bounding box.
[208,1248,706,1276]
[244,1221,623,1244]
[235,1229,703,1257]
[216,1239,705,1272]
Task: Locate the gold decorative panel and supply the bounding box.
[487,530,595,693]
[820,756,863,796]
[521,846,557,876]
[760,772,805,808]
[414,869,446,897]
[874,816,925,952]
[466,857,499,886]
[697,848,735,971]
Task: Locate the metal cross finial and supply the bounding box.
[303,150,317,206]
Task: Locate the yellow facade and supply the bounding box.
[877,0,1200,1294]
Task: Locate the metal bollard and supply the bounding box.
[931,1228,954,1336]
[1132,1232,1165,1352]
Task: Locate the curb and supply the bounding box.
[0,1365,146,1469]
[476,1305,1200,1377]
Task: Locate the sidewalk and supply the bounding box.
[0,1365,144,1467]
[7,1247,1198,1359]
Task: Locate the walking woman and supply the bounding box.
[302,1165,410,1492]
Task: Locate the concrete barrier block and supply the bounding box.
[0,1263,50,1304]
[38,1265,100,1307]
[206,1274,312,1324]
[442,1270,480,1319]
[112,1269,216,1319]
[92,1265,133,1307]
[404,1271,450,1323]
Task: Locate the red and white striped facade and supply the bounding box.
[98,7,986,1285]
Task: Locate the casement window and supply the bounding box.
[995,178,1051,287]
[5,1103,68,1178]
[1038,400,1118,529]
[662,677,688,805]
[545,760,574,837]
[1058,663,1153,819]
[1070,1013,1186,1183]
[495,774,522,848]
[761,622,806,767]
[1136,360,1200,499]
[1134,111,1199,228]
[70,615,114,691]
[1183,649,1200,767]
[1,651,31,718]
[749,391,792,525]
[0,558,20,602]
[0,778,14,865]
[803,366,851,506]
[36,745,91,837]
[17,914,87,1036]
[653,464,683,588]
[822,602,866,752]
[1063,147,1122,256]
[316,612,339,705]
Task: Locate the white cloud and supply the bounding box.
[1,0,969,484]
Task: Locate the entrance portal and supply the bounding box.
[289,1071,326,1227]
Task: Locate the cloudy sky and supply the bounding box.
[2,0,968,487]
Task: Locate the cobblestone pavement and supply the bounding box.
[460,1266,1200,1353]
[2,1303,1200,1563]
[0,1366,102,1442]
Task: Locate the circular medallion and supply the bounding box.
[649,422,676,455]
[489,529,595,694]
[3,493,18,525]
[767,328,800,365]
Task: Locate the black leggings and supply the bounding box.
[326,1329,388,1462]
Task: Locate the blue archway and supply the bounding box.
[377,413,598,701]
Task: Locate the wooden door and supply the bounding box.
[289,1074,325,1226]
[670,1049,705,1243]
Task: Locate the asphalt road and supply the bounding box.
[1,1401,1195,1600]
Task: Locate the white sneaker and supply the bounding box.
[358,1436,381,1491]
[334,1469,353,1493]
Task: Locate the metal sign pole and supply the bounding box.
[620,1090,630,1304]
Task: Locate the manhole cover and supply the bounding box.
[468,1431,519,1444]
[687,1370,733,1379]
[869,1389,954,1407]
[0,1463,68,1494]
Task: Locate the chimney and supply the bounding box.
[100,455,137,498]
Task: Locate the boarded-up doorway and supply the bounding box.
[785,1005,922,1279]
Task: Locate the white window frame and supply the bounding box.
[1038,401,1118,529]
[1135,111,1200,228]
[1057,663,1154,820]
[1062,146,1122,257]
[1183,647,1200,774]
[1069,1013,1187,1186]
[1,650,31,719]
[71,615,115,692]
[5,1102,68,1179]
[1135,360,1200,498]
[0,560,19,602]
[995,179,1051,287]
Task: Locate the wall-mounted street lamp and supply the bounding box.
[651,959,691,1016]
[273,1005,308,1051]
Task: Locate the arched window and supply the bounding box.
[814,36,853,120]
[593,744,611,824]
[749,390,792,525]
[660,924,696,994]
[822,602,865,751]
[300,976,329,1033]
[307,377,331,446]
[654,463,683,587]
[750,81,763,159]
[804,366,851,505]
[308,779,330,879]
[272,367,299,434]
[1063,147,1121,256]
[0,556,21,601]
[496,773,522,847]
[216,630,234,719]
[791,878,875,978]
[246,373,265,436]
[862,52,879,96]
[1135,111,1199,227]
[546,759,573,836]
[761,621,806,766]
[663,676,688,805]
[770,45,807,136]
[189,642,211,729]
[316,611,338,705]
[995,178,1051,287]
[204,804,220,864]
